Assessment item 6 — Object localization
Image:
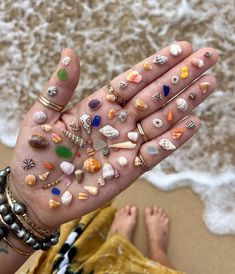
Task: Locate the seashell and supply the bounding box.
[147,146,158,155]
[191,58,204,68]
[39,171,50,181]
[114,169,120,178]
[143,61,152,71]
[33,111,47,124]
[188,92,197,100]
[70,121,80,131]
[88,98,102,110]
[62,56,71,66]
[21,159,35,170]
[99,125,119,139]
[172,128,184,140]
[170,44,182,56]
[199,82,209,94]
[97,176,106,186]
[118,111,127,122]
[134,156,142,167]
[176,98,188,112]
[28,134,49,148]
[84,186,98,196]
[152,118,163,128]
[180,66,189,79]
[86,147,95,156]
[152,55,168,65]
[119,81,128,89]
[44,161,54,171]
[80,113,92,134]
[163,85,170,97]
[49,199,60,209]
[127,132,139,142]
[60,161,75,175]
[159,139,176,150]
[25,174,37,186]
[51,133,62,144]
[117,156,128,167]
[109,141,136,149]
[61,191,73,206]
[83,157,102,173]
[61,129,86,147]
[171,75,179,85]
[47,86,57,97]
[186,120,196,129]
[106,94,116,102]
[78,192,89,200]
[103,147,110,156]
[93,138,107,151]
[167,110,174,121]
[152,92,162,102]
[41,124,52,132]
[126,70,143,83]
[75,169,84,183]
[204,51,213,58]
[135,98,148,111]
[102,163,115,180]
[108,109,117,119]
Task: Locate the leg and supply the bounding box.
[109,205,137,242]
[144,206,176,270]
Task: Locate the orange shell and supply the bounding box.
[83,157,102,173]
[143,61,152,71]
[108,109,117,119]
[167,110,174,121]
[172,128,184,140]
[126,70,143,83]
[44,161,54,171]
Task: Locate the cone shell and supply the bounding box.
[39,171,50,181]
[75,169,84,183]
[99,125,119,139]
[172,128,184,140]
[61,191,73,206]
[102,163,115,180]
[83,158,102,173]
[109,141,136,149]
[49,199,60,209]
[167,110,174,121]
[127,132,139,142]
[176,98,188,112]
[159,139,176,150]
[84,186,98,196]
[135,98,148,111]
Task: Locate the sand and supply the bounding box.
[0,143,234,274]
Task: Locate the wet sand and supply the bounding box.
[0,144,234,274]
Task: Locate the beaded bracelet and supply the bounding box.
[0,167,60,251]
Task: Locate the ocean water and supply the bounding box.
[0,0,234,234]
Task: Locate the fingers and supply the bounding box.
[138,74,216,140]
[28,48,80,124]
[136,116,200,171]
[126,47,218,121]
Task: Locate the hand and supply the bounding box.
[9,42,218,231]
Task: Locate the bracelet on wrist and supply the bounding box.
[0,167,60,252]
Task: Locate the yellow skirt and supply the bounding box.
[28,206,184,274]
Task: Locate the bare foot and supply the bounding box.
[144,206,175,269]
[109,205,137,241]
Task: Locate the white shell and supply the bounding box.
[176,98,188,112]
[62,56,71,66]
[117,156,128,167]
[159,139,176,150]
[109,141,136,149]
[102,163,115,180]
[152,55,168,65]
[97,176,106,186]
[127,132,139,142]
[84,186,98,196]
[61,191,73,206]
[80,114,92,134]
[152,118,163,128]
[170,44,182,56]
[60,161,75,175]
[99,125,119,139]
[171,75,179,84]
[33,111,47,124]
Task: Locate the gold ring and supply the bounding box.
[134,152,151,172]
[106,81,127,107]
[136,122,149,142]
[38,94,64,112]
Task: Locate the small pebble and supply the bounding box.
[62,56,71,66]
[51,187,61,196]
[47,86,57,97]
[25,175,37,186]
[33,111,47,124]
[92,115,101,127]
[88,99,102,110]
[60,161,75,175]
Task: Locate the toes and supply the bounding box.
[144,207,153,216]
[130,206,137,217]
[125,204,131,215]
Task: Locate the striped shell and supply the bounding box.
[99,125,119,139]
[61,191,73,206]
[83,158,102,173]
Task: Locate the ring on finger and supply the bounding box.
[136,122,149,142]
[38,94,64,112]
[106,81,127,107]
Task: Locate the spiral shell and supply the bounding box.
[61,191,73,206]
[80,113,92,134]
[83,158,102,173]
[102,163,115,180]
[99,125,119,139]
[176,98,188,112]
[159,139,176,150]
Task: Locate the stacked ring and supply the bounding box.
[38,94,64,112]
[106,81,127,107]
[136,122,149,142]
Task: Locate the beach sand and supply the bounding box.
[1,144,233,274]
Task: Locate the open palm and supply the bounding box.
[9,43,218,231]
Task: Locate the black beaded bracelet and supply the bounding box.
[0,167,60,251]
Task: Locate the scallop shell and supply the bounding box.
[61,191,73,206]
[109,141,136,149]
[127,132,139,142]
[83,158,102,173]
[80,113,92,134]
[117,156,128,167]
[176,98,188,112]
[102,163,115,180]
[84,186,98,196]
[159,139,176,150]
[99,125,119,139]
